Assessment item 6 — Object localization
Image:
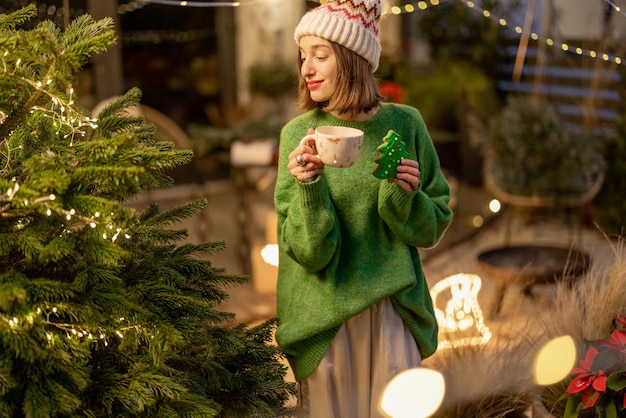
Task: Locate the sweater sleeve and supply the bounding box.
[274,119,340,272]
[377,111,453,248]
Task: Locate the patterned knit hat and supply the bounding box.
[294,0,382,72]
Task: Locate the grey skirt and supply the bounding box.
[298,298,422,418]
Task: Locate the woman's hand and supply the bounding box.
[389,158,421,192]
[288,128,324,182]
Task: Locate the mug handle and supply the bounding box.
[300,134,317,153]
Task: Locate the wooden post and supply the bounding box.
[512,0,537,91]
[87,0,125,104]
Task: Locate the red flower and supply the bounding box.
[581,384,603,408]
[597,328,626,352]
[568,371,607,408]
[570,345,599,377]
[379,81,404,103]
[567,345,610,408]
[562,317,626,414]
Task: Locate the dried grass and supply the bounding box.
[536,239,626,343]
[424,238,625,418]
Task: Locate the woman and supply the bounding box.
[273,0,453,416]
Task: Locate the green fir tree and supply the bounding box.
[372,130,409,179]
[0,6,295,417]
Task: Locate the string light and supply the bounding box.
[143,0,241,6]
[29,88,97,146]
[604,0,626,18]
[386,0,623,65]
[0,181,131,242]
[1,48,99,145]
[3,304,154,349]
[0,56,133,242]
[459,0,623,65]
[119,0,243,12]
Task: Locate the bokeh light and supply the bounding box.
[379,368,445,418]
[533,335,577,385]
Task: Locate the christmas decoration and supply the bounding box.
[0,5,294,417]
[372,129,409,179]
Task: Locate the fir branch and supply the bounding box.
[92,87,143,122]
[18,278,75,306]
[0,231,42,261]
[0,4,36,30]
[138,200,208,229]
[59,15,116,72]
[37,235,76,263]
[0,7,295,416]
[72,262,123,292]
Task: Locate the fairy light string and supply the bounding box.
[387,0,623,65]
[604,0,626,19]
[0,6,175,355]
[114,0,624,64]
[2,51,98,147]
[0,53,132,243]
[5,305,153,348]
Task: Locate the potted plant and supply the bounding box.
[593,115,626,238]
[530,240,626,418]
[560,316,626,417]
[468,96,606,208]
[534,316,626,418]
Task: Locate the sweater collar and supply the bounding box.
[313,103,394,132]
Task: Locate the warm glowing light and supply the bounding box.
[261,244,279,267]
[488,199,501,213]
[534,335,577,385]
[386,0,622,64]
[430,274,491,349]
[472,216,483,228]
[379,368,445,418]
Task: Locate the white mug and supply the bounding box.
[300,126,364,168]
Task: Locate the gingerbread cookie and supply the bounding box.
[372,130,409,179]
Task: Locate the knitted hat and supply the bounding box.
[294,0,382,72]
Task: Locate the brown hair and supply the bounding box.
[297,41,382,118]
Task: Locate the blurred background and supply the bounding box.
[2,0,624,319]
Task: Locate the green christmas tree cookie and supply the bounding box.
[373,130,409,179]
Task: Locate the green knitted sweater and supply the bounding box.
[274,103,453,381]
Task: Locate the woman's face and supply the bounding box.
[299,35,339,104]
